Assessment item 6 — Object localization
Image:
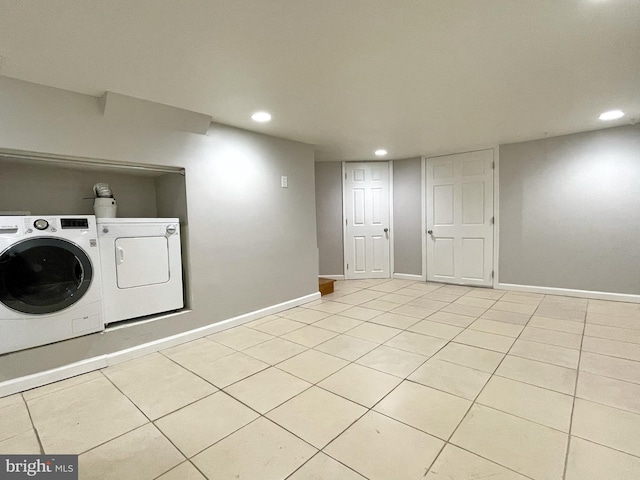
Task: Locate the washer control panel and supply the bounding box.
[24,217,57,234]
[22,217,91,234]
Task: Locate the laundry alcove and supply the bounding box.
[0,150,191,311]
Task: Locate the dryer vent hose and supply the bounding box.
[93,183,114,198]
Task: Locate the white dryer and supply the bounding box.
[97,218,184,325]
[0,215,103,355]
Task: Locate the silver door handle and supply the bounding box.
[384,228,389,233]
[427,230,433,234]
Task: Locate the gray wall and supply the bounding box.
[0,158,159,217]
[499,124,640,295]
[393,157,422,276]
[0,77,318,381]
[315,162,343,276]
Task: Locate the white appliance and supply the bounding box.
[0,215,104,355]
[97,218,184,324]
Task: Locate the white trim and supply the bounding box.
[393,273,423,281]
[493,146,500,288]
[0,356,108,398]
[388,161,394,279]
[319,274,345,280]
[341,161,349,279]
[105,291,321,366]
[498,283,640,304]
[0,291,320,398]
[420,156,427,281]
[0,148,184,175]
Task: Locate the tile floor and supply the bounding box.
[2,279,640,479]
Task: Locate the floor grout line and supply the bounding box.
[562,301,588,480]
[20,393,45,455]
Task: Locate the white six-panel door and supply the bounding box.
[426,150,494,286]
[344,162,391,279]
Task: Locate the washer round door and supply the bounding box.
[0,237,93,314]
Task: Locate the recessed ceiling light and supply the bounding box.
[375,149,388,156]
[599,110,624,121]
[251,111,271,122]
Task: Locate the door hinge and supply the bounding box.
[490,216,494,225]
[492,161,495,169]
[345,218,348,225]
[491,270,495,279]
[346,263,349,270]
[345,173,347,180]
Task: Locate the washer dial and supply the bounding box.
[34,219,49,231]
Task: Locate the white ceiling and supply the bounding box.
[1,0,639,160]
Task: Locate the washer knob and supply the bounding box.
[102,227,109,234]
[166,225,177,235]
[34,219,49,230]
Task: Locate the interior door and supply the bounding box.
[115,237,169,288]
[426,149,494,286]
[343,162,391,279]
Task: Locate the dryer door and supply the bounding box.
[0,237,93,314]
[115,236,169,289]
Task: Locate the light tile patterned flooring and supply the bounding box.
[2,279,640,479]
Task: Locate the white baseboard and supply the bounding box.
[498,283,640,304]
[0,291,321,398]
[107,291,321,366]
[0,356,108,398]
[393,273,423,281]
[319,275,344,280]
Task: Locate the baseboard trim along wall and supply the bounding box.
[0,291,321,398]
[318,275,345,280]
[393,273,424,281]
[498,283,640,304]
[0,356,109,399]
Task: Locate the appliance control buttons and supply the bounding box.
[26,228,33,234]
[102,227,109,234]
[34,219,49,230]
[50,227,57,232]
[166,225,177,235]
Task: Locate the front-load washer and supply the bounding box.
[0,215,103,355]
[97,218,184,325]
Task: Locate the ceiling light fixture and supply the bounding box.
[375,149,388,156]
[251,111,272,122]
[599,110,625,121]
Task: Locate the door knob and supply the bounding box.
[427,230,433,234]
[384,228,389,233]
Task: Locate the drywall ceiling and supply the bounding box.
[1,0,639,160]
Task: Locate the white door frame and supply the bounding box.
[492,147,500,288]
[421,156,427,281]
[342,161,394,280]
[423,148,497,286]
